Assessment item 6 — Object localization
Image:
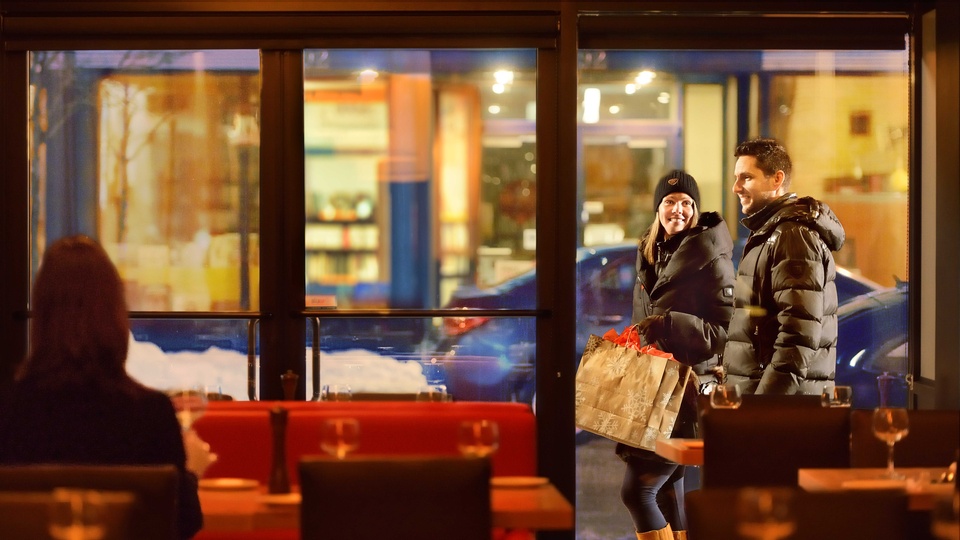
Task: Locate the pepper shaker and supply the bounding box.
[268,406,290,494]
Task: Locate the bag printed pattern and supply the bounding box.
[575,333,693,451]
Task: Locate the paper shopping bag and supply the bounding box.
[575,332,694,451]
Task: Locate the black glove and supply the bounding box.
[636,314,665,344]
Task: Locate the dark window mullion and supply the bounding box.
[258,49,307,400]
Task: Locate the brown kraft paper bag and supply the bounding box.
[575,333,694,451]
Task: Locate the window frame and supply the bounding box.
[3,5,955,535]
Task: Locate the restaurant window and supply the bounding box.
[27,47,541,403]
[302,49,539,404]
[28,50,262,396]
[575,47,910,537]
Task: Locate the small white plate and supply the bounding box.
[491,476,549,488]
[259,493,302,506]
[198,478,259,491]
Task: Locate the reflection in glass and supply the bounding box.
[576,46,911,539]
[300,316,536,404]
[302,50,537,311]
[29,50,262,312]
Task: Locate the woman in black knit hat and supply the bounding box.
[616,170,735,540]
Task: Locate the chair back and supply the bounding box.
[687,488,910,540]
[0,492,51,539]
[701,405,850,488]
[299,455,491,540]
[850,408,960,467]
[0,464,178,540]
[737,394,823,408]
[696,393,823,430]
[0,490,136,540]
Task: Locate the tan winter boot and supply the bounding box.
[636,523,673,540]
[673,531,687,540]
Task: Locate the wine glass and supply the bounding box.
[167,385,209,431]
[320,418,360,459]
[48,489,106,540]
[321,384,353,402]
[416,384,449,402]
[872,407,910,479]
[735,487,796,540]
[710,383,743,409]
[820,385,853,407]
[457,420,499,458]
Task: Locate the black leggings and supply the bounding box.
[620,454,686,532]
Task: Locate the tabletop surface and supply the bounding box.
[199,478,574,532]
[798,467,954,510]
[655,437,703,466]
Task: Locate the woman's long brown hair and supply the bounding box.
[21,235,129,384]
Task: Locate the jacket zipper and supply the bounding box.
[754,325,765,371]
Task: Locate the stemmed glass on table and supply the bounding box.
[872,407,910,479]
[321,418,360,459]
[417,384,449,402]
[736,487,796,540]
[167,386,209,431]
[457,420,499,458]
[321,384,353,402]
[48,489,106,540]
[167,385,219,475]
[820,385,853,407]
[710,383,743,409]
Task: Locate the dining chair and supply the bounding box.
[700,405,851,488]
[0,492,51,539]
[299,455,491,540]
[0,464,178,540]
[849,408,960,468]
[695,393,822,430]
[686,487,910,540]
[736,394,823,408]
[0,490,136,540]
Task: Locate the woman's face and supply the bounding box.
[658,193,696,239]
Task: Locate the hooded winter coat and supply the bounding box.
[723,193,846,395]
[617,211,735,457]
[631,211,735,369]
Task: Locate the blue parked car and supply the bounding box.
[438,242,906,408]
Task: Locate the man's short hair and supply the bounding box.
[735,137,792,189]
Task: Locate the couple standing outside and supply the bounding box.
[619,137,847,540]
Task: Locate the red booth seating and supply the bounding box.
[192,401,538,486]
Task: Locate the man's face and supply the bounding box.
[733,155,783,216]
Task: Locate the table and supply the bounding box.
[798,467,954,510]
[199,480,574,533]
[655,437,703,466]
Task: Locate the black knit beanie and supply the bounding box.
[653,170,701,212]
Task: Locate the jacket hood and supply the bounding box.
[659,211,734,279]
[744,194,845,251]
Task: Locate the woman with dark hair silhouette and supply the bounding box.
[0,235,205,539]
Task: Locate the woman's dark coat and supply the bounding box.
[0,375,203,539]
[618,210,735,457]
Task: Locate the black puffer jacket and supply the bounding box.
[617,211,735,457]
[632,211,736,368]
[723,194,846,395]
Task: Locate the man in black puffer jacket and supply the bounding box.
[723,138,846,395]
